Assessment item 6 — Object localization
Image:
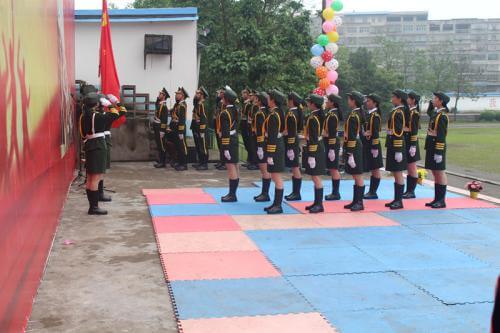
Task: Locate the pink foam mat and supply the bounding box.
[153,215,240,233]
[142,188,205,196]
[180,313,337,333]
[310,212,400,228]
[288,197,497,214]
[145,193,216,205]
[233,214,321,230]
[161,251,281,281]
[157,231,258,253]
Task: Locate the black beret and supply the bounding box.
[433,91,450,105]
[268,89,286,105]
[198,86,208,98]
[223,87,238,103]
[83,92,99,108]
[407,90,421,102]
[288,91,303,106]
[346,91,365,106]
[256,91,269,105]
[366,93,382,105]
[176,87,189,98]
[161,87,170,99]
[306,94,325,107]
[392,89,408,101]
[327,93,342,105]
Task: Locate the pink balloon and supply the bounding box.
[326,85,339,95]
[326,0,333,7]
[327,70,339,83]
[322,21,335,33]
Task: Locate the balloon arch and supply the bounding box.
[310,0,344,96]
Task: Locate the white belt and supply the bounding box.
[230,130,237,135]
[84,132,105,142]
[104,131,111,136]
[153,118,161,124]
[277,133,283,138]
[386,130,393,135]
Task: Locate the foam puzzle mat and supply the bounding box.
[144,180,498,333]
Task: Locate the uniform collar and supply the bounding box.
[436,107,446,113]
[368,108,378,114]
[289,107,298,111]
[392,105,404,111]
[226,104,234,108]
[410,106,417,111]
[159,100,167,104]
[177,99,185,104]
[352,108,361,112]
[311,109,320,113]
[329,108,338,112]
[260,106,266,110]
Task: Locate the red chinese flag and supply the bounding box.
[99,0,125,128]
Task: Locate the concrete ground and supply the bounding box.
[27,157,500,332]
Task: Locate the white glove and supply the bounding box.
[287,149,295,161]
[179,134,184,140]
[347,154,356,168]
[200,133,205,139]
[328,149,336,162]
[159,132,165,139]
[107,94,119,104]
[434,154,443,164]
[308,157,316,169]
[395,152,403,163]
[409,146,417,157]
[267,157,274,165]
[224,150,231,161]
[257,147,264,160]
[100,98,112,107]
[371,149,379,158]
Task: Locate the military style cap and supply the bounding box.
[288,91,303,106]
[366,93,381,105]
[256,91,270,105]
[407,90,420,102]
[346,91,365,106]
[176,87,189,98]
[161,87,170,99]
[268,89,286,105]
[223,87,238,103]
[392,89,408,101]
[198,86,208,98]
[433,91,450,105]
[81,84,97,96]
[306,94,325,107]
[327,93,342,105]
[242,86,251,94]
[83,92,99,108]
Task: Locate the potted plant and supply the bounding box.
[466,180,483,199]
[417,169,427,185]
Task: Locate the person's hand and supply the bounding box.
[100,98,112,107]
[287,149,295,161]
[328,149,336,162]
[267,157,274,165]
[159,132,165,139]
[371,149,379,158]
[409,146,417,157]
[179,134,184,140]
[308,157,316,169]
[348,154,356,168]
[434,154,443,164]
[395,152,403,163]
[107,94,119,104]
[257,147,264,160]
[224,150,231,161]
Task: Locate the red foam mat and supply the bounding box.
[142,188,205,196]
[153,215,241,233]
[145,193,216,205]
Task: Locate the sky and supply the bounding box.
[76,0,500,20]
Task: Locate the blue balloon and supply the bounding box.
[311,44,324,57]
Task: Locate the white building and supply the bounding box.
[75,8,199,112]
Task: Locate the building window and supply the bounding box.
[443,24,454,31]
[416,25,427,32]
[347,27,357,33]
[488,54,499,60]
[387,16,401,22]
[387,25,402,33]
[403,16,414,22]
[429,24,440,32]
[416,15,427,21]
[359,27,370,33]
[403,25,414,32]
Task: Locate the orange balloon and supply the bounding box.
[327,31,339,42]
[315,66,328,79]
[319,78,330,90]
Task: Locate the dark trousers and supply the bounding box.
[173,131,187,165]
[240,121,252,163]
[153,123,166,163]
[193,131,208,164]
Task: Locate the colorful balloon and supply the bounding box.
[326,0,333,7]
[325,42,339,54]
[321,50,334,62]
[322,21,335,33]
[319,78,331,90]
[311,44,324,56]
[326,85,339,95]
[331,0,343,12]
[310,56,324,69]
[315,66,328,79]
[322,8,335,21]
[327,70,339,83]
[313,87,326,96]
[333,16,343,27]
[316,34,329,47]
[327,31,339,43]
[325,59,339,71]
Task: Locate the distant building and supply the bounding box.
[313,11,500,93]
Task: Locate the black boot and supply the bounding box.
[431,184,447,209]
[388,183,404,210]
[98,180,112,202]
[195,163,208,171]
[364,176,380,200]
[285,177,302,201]
[309,188,324,214]
[87,190,108,215]
[325,179,341,201]
[425,185,438,207]
[254,178,271,202]
[175,164,188,171]
[154,151,166,168]
[267,188,284,214]
[344,185,357,209]
[222,179,239,202]
[247,164,259,170]
[402,176,418,199]
[351,185,365,212]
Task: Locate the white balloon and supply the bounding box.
[325,59,339,71]
[333,16,343,27]
[325,42,339,55]
[310,56,324,69]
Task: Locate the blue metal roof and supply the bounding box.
[75,8,198,23]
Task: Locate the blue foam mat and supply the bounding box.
[398,268,498,304]
[451,242,500,268]
[287,272,437,313]
[170,278,313,320]
[449,207,500,223]
[331,226,431,247]
[379,210,476,225]
[263,246,385,276]
[410,222,500,245]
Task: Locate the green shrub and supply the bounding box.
[480,111,496,121]
[495,112,500,122]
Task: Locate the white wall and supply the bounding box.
[450,95,500,112]
[76,20,198,112]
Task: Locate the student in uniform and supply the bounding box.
[284,92,304,201]
[323,93,343,201]
[424,92,450,209]
[192,86,209,170]
[402,91,422,199]
[362,93,384,199]
[213,89,227,170]
[263,89,287,214]
[303,94,326,214]
[80,93,126,215]
[384,89,408,210]
[246,90,259,170]
[253,92,272,202]
[240,88,256,169]
[218,87,240,202]
[168,87,189,171]
[153,88,170,169]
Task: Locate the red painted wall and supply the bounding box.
[0,0,75,331]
